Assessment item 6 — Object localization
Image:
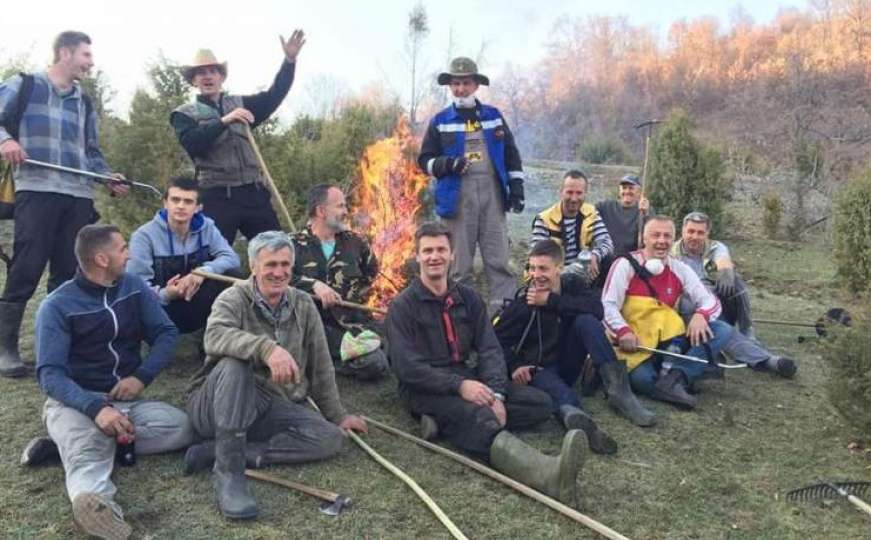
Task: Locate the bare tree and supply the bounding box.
[405,2,430,127]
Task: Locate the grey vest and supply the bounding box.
[174,95,262,189]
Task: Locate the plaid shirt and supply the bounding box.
[0,72,111,199]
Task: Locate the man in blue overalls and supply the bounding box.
[418,57,525,311]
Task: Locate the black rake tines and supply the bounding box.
[786,481,871,502]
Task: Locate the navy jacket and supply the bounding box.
[35,271,178,419]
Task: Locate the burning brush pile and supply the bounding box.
[350,117,430,313]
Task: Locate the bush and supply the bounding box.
[578,134,632,164]
[833,168,871,293]
[823,311,871,437]
[761,193,782,239]
[647,109,731,234]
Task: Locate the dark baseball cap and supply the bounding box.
[620,174,641,187]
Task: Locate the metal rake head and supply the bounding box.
[786,481,870,502]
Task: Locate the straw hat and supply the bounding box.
[181,49,227,84]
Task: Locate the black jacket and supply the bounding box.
[386,278,507,395]
[493,277,604,375]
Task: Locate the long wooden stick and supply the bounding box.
[751,318,818,329]
[364,416,630,540]
[244,123,297,232]
[191,269,387,316]
[636,130,652,248]
[305,398,468,539]
[245,469,340,502]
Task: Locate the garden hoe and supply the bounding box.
[787,481,871,517]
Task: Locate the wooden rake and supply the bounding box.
[787,481,871,517]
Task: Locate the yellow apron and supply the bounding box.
[615,295,686,371]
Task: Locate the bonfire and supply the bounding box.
[351,117,430,312]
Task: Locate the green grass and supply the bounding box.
[1,188,870,539]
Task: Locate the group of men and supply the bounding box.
[0,30,796,540]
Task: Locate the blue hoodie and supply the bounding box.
[127,209,240,304]
[35,271,178,419]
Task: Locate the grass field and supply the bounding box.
[0,165,868,539]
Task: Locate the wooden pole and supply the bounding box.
[364,416,631,540]
[636,129,652,249]
[244,123,297,232]
[191,269,387,316]
[305,398,468,539]
[245,469,341,503]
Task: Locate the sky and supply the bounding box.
[1,0,797,123]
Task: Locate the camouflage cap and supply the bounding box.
[437,57,490,86]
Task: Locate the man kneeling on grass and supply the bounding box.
[25,224,195,540]
[493,239,656,454]
[387,222,585,505]
[184,230,367,520]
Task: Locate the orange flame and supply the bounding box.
[351,116,429,312]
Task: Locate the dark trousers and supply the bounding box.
[164,279,229,334]
[531,313,619,412]
[717,276,753,335]
[403,381,551,457]
[1,191,95,303]
[186,358,344,464]
[200,183,281,245]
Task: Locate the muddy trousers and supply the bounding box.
[186,358,345,465]
[43,397,195,517]
[402,381,551,457]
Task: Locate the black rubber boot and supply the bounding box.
[0,301,28,378]
[490,430,585,504]
[651,369,698,410]
[213,430,258,520]
[187,439,274,475]
[598,361,657,427]
[558,405,618,455]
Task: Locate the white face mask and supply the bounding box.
[453,95,476,109]
[644,258,665,276]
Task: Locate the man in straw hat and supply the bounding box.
[418,57,525,312]
[170,30,305,244]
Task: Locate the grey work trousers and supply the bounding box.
[723,331,772,366]
[43,397,195,517]
[441,131,516,311]
[186,357,344,465]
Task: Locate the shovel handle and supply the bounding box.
[847,494,871,516]
[245,469,339,503]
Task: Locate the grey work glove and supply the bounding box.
[715,267,737,298]
[508,177,525,213]
[432,156,469,178]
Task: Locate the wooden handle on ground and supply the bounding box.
[364,416,631,540]
[245,469,339,502]
[847,494,871,516]
[304,398,468,540]
[244,123,297,232]
[191,269,386,315]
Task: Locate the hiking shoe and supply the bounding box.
[420,414,439,441]
[774,357,797,379]
[72,492,131,540]
[559,405,618,455]
[20,437,60,467]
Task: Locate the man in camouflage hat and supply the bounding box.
[418,57,525,312]
[291,184,388,381]
[170,30,305,244]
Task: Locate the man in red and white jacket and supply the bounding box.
[601,215,733,409]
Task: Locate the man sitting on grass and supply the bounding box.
[184,230,367,520]
[494,239,656,450]
[672,211,796,378]
[387,222,585,505]
[24,224,195,540]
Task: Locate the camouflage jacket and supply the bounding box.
[291,226,378,308]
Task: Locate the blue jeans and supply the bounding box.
[531,313,621,412]
[629,319,733,397]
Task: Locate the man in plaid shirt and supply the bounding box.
[0,31,127,379]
